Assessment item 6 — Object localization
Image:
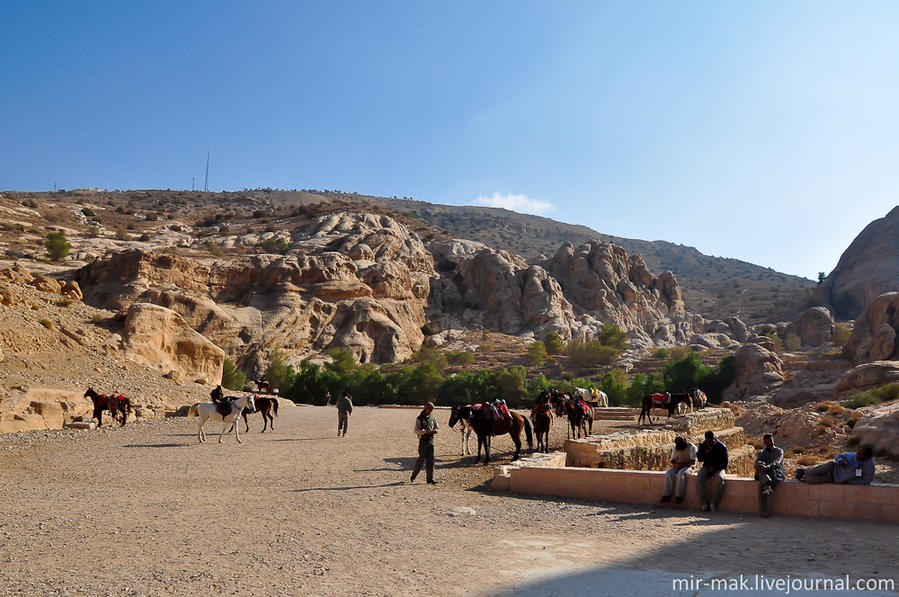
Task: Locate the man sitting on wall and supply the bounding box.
[796,446,875,485]
[660,436,697,505]
[696,430,728,512]
[754,433,785,517]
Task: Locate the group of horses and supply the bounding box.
[82,385,280,443]
[447,387,709,464]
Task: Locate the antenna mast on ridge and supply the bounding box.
[204,151,210,192]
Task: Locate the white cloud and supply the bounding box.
[469,192,555,216]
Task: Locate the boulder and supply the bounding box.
[850,402,899,458]
[793,306,834,347]
[0,284,12,307]
[727,342,784,399]
[32,274,61,294]
[843,292,899,363]
[0,263,33,285]
[122,303,225,385]
[61,280,83,301]
[833,361,899,399]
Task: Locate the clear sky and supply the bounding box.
[2,1,898,280]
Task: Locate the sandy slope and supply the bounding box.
[0,407,896,596]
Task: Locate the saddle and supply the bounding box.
[575,400,593,417]
[651,392,671,406]
[213,397,233,418]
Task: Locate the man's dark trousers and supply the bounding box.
[412,439,434,482]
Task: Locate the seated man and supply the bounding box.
[660,436,696,505]
[754,433,784,517]
[796,446,874,485]
[696,430,728,512]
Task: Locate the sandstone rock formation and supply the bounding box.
[791,306,834,347]
[726,341,784,399]
[833,361,899,399]
[122,303,225,385]
[814,205,899,319]
[428,239,703,348]
[32,274,61,294]
[850,402,899,459]
[76,212,434,372]
[843,292,899,363]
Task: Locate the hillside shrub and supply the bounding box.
[543,332,564,355]
[566,340,619,369]
[45,231,71,260]
[263,347,295,393]
[784,333,801,352]
[525,341,547,366]
[222,359,247,391]
[843,383,899,409]
[831,325,851,348]
[258,237,289,254]
[446,350,474,367]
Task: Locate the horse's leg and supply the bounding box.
[511,427,522,461]
[94,408,102,427]
[218,418,228,443]
[483,435,491,464]
[197,415,205,443]
[234,416,242,443]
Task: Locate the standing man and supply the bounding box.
[660,436,697,505]
[411,402,439,485]
[754,433,785,517]
[696,430,728,512]
[336,390,353,437]
[324,391,332,407]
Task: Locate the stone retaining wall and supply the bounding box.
[491,465,899,522]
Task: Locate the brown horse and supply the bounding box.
[448,404,533,464]
[532,400,553,454]
[236,396,279,433]
[638,392,691,425]
[83,387,132,427]
[254,380,271,393]
[550,393,593,439]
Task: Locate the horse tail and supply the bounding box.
[272,398,279,417]
[186,403,198,419]
[523,415,533,449]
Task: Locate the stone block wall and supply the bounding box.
[492,465,899,522]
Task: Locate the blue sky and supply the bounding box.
[2,1,898,280]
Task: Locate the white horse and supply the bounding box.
[591,388,609,407]
[187,394,256,443]
[676,397,693,416]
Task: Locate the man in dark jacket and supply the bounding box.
[754,433,785,517]
[411,402,439,484]
[696,430,728,512]
[336,390,353,437]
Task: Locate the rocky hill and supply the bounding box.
[810,205,899,320]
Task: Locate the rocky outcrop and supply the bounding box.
[726,341,784,399]
[429,239,702,348]
[844,292,899,363]
[32,275,61,294]
[122,303,225,385]
[75,212,434,371]
[0,388,93,433]
[791,306,834,347]
[850,402,899,458]
[814,206,899,319]
[833,361,899,399]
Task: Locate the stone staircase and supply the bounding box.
[564,408,757,477]
[593,406,637,421]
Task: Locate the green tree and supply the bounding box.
[663,351,714,394]
[263,347,295,394]
[221,359,247,391]
[525,341,547,366]
[626,373,665,406]
[325,348,357,378]
[258,237,290,254]
[496,366,528,407]
[411,346,448,374]
[543,332,564,355]
[597,322,628,351]
[446,350,474,367]
[566,340,619,369]
[45,231,71,260]
[600,369,629,406]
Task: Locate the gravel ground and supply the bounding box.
[0,406,897,596]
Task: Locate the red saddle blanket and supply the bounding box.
[575,400,593,417]
[651,393,670,405]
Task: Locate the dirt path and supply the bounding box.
[0,406,896,596]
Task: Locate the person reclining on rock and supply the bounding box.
[660,436,696,505]
[796,446,874,485]
[754,433,784,517]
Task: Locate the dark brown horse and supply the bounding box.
[448,404,533,464]
[254,380,271,393]
[638,392,691,425]
[236,396,279,433]
[532,400,553,454]
[83,387,132,427]
[550,393,593,439]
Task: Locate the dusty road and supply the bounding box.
[0,406,897,596]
